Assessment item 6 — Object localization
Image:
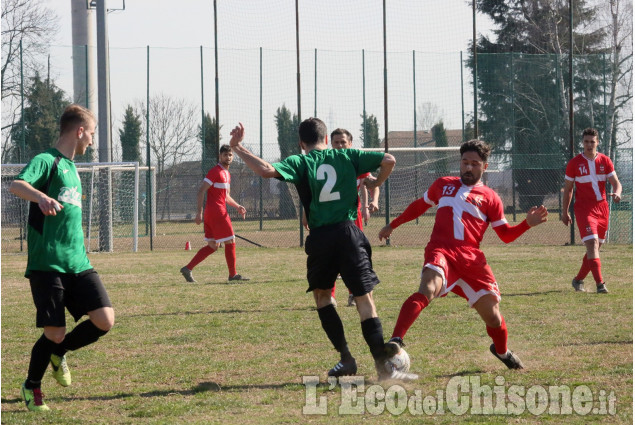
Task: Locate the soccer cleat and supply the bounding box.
[571,278,586,292]
[596,283,609,293]
[347,293,356,307]
[21,382,50,412]
[50,354,71,387]
[330,297,338,308]
[228,274,250,282]
[384,337,405,357]
[327,358,357,377]
[489,344,524,369]
[180,266,196,283]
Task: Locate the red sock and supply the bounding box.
[392,293,429,340]
[186,245,215,270]
[486,316,508,356]
[331,284,336,298]
[588,258,603,284]
[575,254,591,281]
[225,243,237,277]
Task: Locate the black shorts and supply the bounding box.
[29,269,112,328]
[304,221,380,297]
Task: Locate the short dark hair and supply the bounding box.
[330,128,352,142]
[582,128,599,139]
[60,104,95,135]
[460,139,491,163]
[298,117,327,147]
[219,144,232,154]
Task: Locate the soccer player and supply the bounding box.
[229,119,417,381]
[9,104,115,412]
[180,144,250,283]
[379,140,548,370]
[331,128,379,307]
[562,128,622,293]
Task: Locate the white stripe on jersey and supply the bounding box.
[437,185,487,240]
[490,218,508,228]
[578,158,605,201]
[213,182,230,189]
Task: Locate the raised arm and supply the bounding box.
[9,179,63,216]
[229,123,281,179]
[365,153,395,192]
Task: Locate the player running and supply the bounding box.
[229,119,417,381]
[562,128,622,293]
[379,140,548,370]
[180,144,250,283]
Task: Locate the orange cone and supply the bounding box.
[185,241,191,250]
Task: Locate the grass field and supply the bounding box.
[1,244,632,424]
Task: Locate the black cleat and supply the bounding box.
[180,266,196,283]
[327,358,357,377]
[490,344,524,369]
[596,283,609,293]
[228,274,250,282]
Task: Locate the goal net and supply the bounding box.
[1,162,156,253]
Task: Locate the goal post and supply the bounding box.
[0,161,156,253]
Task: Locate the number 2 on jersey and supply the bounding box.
[317,164,341,202]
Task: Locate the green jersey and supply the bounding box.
[16,148,91,276]
[273,148,385,229]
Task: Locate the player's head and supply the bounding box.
[298,117,328,151]
[60,104,97,156]
[459,139,490,186]
[219,144,233,166]
[582,128,599,154]
[331,128,353,150]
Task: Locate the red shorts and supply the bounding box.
[574,201,609,243]
[423,243,500,307]
[204,211,234,243]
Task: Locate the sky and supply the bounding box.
[42,0,495,161]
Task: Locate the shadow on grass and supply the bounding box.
[125,306,314,318]
[504,290,564,297]
[561,339,633,347]
[436,368,487,378]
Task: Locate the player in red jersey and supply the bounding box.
[331,128,379,307]
[180,145,250,283]
[562,128,622,294]
[379,140,548,370]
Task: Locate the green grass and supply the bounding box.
[1,244,632,424]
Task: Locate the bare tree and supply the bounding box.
[416,102,443,132]
[1,0,58,162]
[137,94,199,219]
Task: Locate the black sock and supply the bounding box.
[54,320,108,356]
[317,304,351,359]
[361,317,385,360]
[27,334,58,386]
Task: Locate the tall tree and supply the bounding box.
[274,104,299,219]
[360,112,380,148]
[10,72,69,162]
[199,112,221,175]
[137,94,198,220]
[1,0,58,162]
[431,121,449,175]
[470,0,608,210]
[417,102,443,132]
[119,105,142,163]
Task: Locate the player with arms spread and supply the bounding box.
[230,118,416,381]
[180,145,250,283]
[562,128,622,293]
[379,140,548,370]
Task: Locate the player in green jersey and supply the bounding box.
[229,118,417,381]
[9,104,114,412]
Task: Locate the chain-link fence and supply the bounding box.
[1,1,631,251]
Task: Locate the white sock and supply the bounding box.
[497,350,511,359]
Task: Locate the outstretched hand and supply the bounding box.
[378,224,393,242]
[526,205,548,227]
[229,123,245,147]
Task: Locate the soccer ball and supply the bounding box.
[384,347,411,373]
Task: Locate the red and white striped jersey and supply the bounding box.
[424,176,506,249]
[204,163,230,215]
[565,153,615,207]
